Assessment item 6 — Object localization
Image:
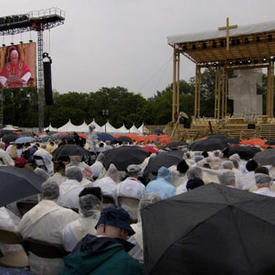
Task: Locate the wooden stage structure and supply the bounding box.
[167,18,275,140]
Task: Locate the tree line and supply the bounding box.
[2,68,269,128]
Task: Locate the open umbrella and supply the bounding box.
[96,133,115,142]
[144,150,183,174]
[116,136,132,143]
[0,166,44,206]
[142,184,275,275]
[152,129,163,135]
[14,136,35,144]
[190,138,227,151]
[52,144,91,162]
[226,146,261,160]
[167,141,188,149]
[265,140,275,145]
[254,149,275,165]
[2,133,18,143]
[103,146,150,171]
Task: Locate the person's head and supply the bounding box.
[106,163,119,182]
[0,142,5,150]
[89,124,96,132]
[157,166,172,182]
[96,152,105,163]
[255,173,272,188]
[69,155,82,164]
[177,160,189,174]
[96,207,135,240]
[202,151,209,158]
[65,166,83,182]
[203,163,211,169]
[214,150,222,158]
[222,161,234,170]
[40,144,47,150]
[78,187,103,217]
[218,171,235,187]
[187,166,202,180]
[41,180,59,200]
[255,166,269,175]
[127,164,141,178]
[137,193,161,221]
[54,161,66,175]
[10,49,19,65]
[246,160,258,172]
[186,178,204,191]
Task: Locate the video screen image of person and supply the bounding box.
[0,44,35,89]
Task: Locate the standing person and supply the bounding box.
[49,161,67,185]
[86,124,97,152]
[253,173,275,197]
[60,207,143,275]
[18,180,78,275]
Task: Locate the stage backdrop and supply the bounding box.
[0,42,36,89]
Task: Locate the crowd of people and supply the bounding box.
[0,124,274,274]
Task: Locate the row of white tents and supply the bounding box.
[44,119,146,134]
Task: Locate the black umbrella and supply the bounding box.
[227,138,240,144]
[52,144,91,162]
[2,133,18,143]
[254,149,275,165]
[207,134,229,142]
[103,146,150,171]
[116,136,132,143]
[0,166,44,206]
[265,140,275,145]
[144,150,183,174]
[227,146,261,160]
[166,141,188,149]
[190,138,227,151]
[142,184,275,275]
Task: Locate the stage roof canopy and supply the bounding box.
[167,20,275,64]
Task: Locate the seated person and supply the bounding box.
[60,207,143,275]
[128,194,161,263]
[19,180,78,275]
[62,187,103,252]
[58,166,84,209]
[145,166,176,199]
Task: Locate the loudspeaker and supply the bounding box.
[43,57,53,105]
[248,124,255,129]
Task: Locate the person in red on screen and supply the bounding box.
[0,48,31,88]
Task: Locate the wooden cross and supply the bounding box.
[218,17,238,51]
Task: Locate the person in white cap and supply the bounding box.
[117,164,145,199]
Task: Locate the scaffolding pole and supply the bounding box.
[37,29,44,131]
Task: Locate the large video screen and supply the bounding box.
[0,42,36,89]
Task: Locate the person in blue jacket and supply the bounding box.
[145,166,176,199]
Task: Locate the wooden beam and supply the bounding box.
[172,46,177,122]
[176,52,180,116]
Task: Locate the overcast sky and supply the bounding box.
[2,0,275,97]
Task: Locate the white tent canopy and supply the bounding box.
[129,125,141,134]
[117,124,129,134]
[44,123,58,132]
[55,119,146,135]
[3,125,19,131]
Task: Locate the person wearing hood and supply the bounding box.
[91,163,119,204]
[60,207,143,275]
[62,187,103,252]
[90,153,106,180]
[145,166,176,199]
